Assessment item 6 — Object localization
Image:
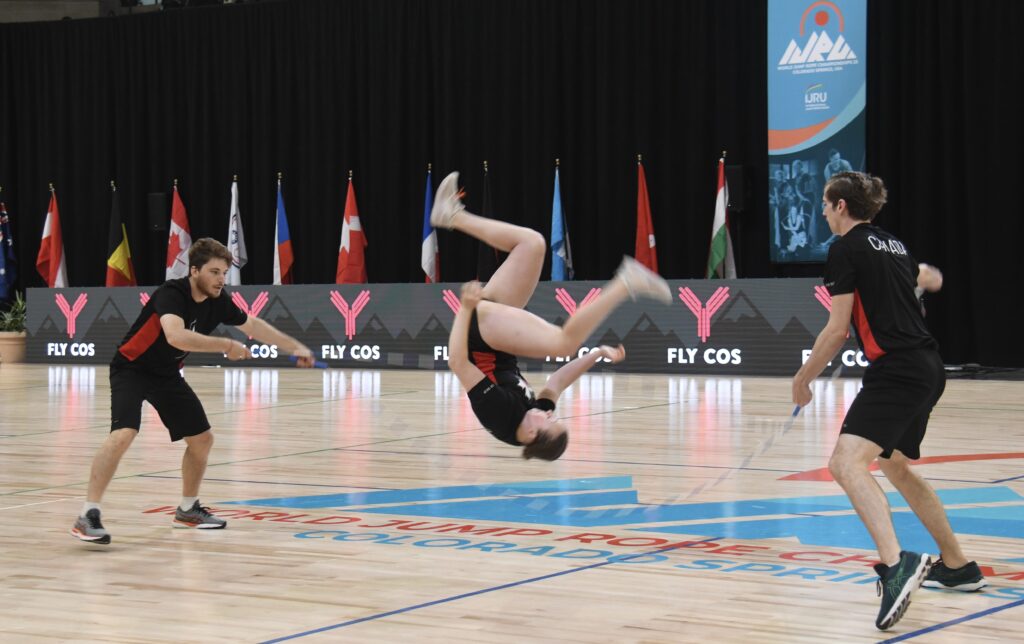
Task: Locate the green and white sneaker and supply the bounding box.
[923,557,987,592]
[71,508,111,544]
[874,551,931,631]
[173,501,226,529]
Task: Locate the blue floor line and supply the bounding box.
[259,536,722,643]
[877,598,1024,643]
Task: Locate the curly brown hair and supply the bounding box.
[188,237,234,271]
[824,171,888,221]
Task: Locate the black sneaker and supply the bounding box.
[173,501,226,529]
[70,508,111,544]
[874,551,931,631]
[923,557,987,592]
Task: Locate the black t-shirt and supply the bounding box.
[467,366,556,446]
[111,277,248,376]
[824,223,936,361]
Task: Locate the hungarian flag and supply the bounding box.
[273,178,294,285]
[336,175,367,283]
[36,187,67,288]
[421,167,439,283]
[706,157,737,279]
[105,183,136,286]
[0,200,17,301]
[227,178,247,286]
[550,164,574,280]
[165,185,192,280]
[635,158,658,272]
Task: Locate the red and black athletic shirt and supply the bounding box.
[111,278,248,376]
[824,223,936,362]
[467,349,555,446]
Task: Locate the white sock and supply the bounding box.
[180,496,198,511]
[82,502,101,517]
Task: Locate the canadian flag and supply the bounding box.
[165,185,193,280]
[36,188,67,287]
[336,175,367,284]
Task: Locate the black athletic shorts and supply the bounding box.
[840,348,945,460]
[110,365,211,441]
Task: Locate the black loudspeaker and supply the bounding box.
[725,165,746,212]
[147,192,169,232]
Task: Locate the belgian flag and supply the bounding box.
[105,182,136,287]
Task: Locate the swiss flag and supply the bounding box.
[36,188,67,287]
[635,158,658,273]
[336,176,367,283]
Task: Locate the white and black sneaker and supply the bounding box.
[430,171,465,230]
[71,508,111,544]
[616,256,672,304]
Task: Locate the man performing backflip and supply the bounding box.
[792,171,986,631]
[71,238,315,544]
[433,171,671,460]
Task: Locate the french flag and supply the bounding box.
[421,167,439,283]
[273,178,294,285]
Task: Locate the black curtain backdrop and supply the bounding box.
[0,0,1020,367]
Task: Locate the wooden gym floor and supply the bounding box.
[0,363,1021,643]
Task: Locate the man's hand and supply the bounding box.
[291,345,315,368]
[225,339,251,361]
[792,376,812,407]
[460,281,484,309]
[598,344,626,364]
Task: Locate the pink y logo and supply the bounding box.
[232,291,269,339]
[54,293,88,338]
[232,291,269,317]
[813,285,849,338]
[678,286,729,343]
[554,287,602,316]
[139,292,151,306]
[441,289,461,315]
[330,290,370,340]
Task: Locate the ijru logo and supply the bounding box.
[777,3,857,69]
[323,290,379,362]
[668,287,740,366]
[46,293,95,357]
[804,82,829,111]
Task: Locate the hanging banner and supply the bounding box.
[768,0,866,263]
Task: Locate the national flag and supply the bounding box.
[105,183,136,287]
[227,178,247,286]
[706,157,737,279]
[0,199,17,301]
[421,167,439,283]
[550,164,574,281]
[273,177,294,285]
[635,158,658,272]
[476,162,505,281]
[36,187,67,288]
[336,174,367,284]
[165,184,192,280]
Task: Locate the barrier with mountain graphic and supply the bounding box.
[25,279,868,376]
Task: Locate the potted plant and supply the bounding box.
[0,290,27,364]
